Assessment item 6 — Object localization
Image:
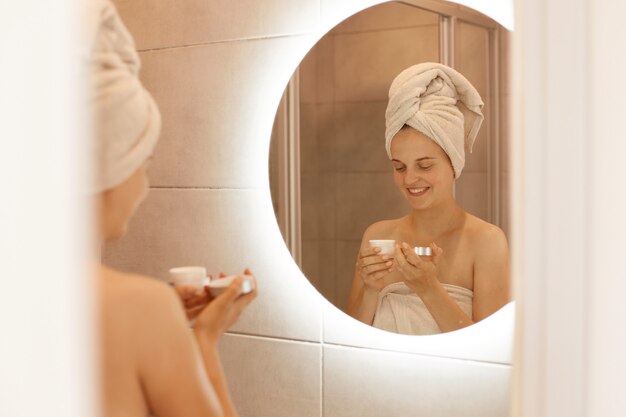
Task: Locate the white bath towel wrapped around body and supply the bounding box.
[372,282,473,335]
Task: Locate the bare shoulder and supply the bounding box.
[99,266,182,324]
[464,214,509,259]
[362,217,407,241]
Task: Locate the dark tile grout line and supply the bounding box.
[330,22,439,37]
[137,31,317,53]
[149,186,265,190]
[224,330,512,367]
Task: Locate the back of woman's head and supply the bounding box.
[88,0,161,194]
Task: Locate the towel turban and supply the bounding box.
[88,0,161,193]
[385,63,484,178]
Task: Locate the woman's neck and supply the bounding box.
[408,199,464,239]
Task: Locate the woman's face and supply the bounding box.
[100,161,150,241]
[390,128,455,210]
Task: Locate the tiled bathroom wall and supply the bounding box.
[104,1,511,416]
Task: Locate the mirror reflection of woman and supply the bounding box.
[348,63,510,335]
[91,1,255,416]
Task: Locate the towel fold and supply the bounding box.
[372,282,473,335]
[88,0,161,193]
[385,63,484,178]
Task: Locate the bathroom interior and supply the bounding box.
[2,0,625,417]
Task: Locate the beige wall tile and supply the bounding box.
[298,48,319,105]
[335,172,409,240]
[300,240,340,307]
[320,0,387,33]
[455,172,489,221]
[333,101,390,173]
[220,334,321,417]
[314,104,338,172]
[334,25,440,102]
[300,239,339,307]
[301,172,336,240]
[301,239,321,289]
[137,35,316,188]
[299,35,335,105]
[455,20,490,97]
[113,0,319,51]
[317,239,339,305]
[323,345,511,417]
[335,239,361,312]
[332,1,439,34]
[102,188,322,341]
[313,35,336,104]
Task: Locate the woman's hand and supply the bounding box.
[395,242,443,294]
[175,276,214,321]
[192,268,258,344]
[356,246,394,291]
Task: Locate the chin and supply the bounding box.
[404,194,432,210]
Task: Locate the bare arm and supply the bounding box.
[347,229,393,324]
[347,266,380,325]
[135,274,255,417]
[472,227,511,321]
[137,284,226,417]
[192,276,257,417]
[395,225,511,332]
[395,242,475,332]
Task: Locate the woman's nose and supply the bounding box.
[404,167,420,184]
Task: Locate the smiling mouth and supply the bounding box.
[406,187,430,197]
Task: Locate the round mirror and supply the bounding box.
[269,0,512,335]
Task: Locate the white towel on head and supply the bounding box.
[385,63,484,178]
[88,0,161,193]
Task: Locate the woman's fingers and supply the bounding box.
[431,242,443,264]
[175,285,200,301]
[363,269,391,283]
[360,254,391,269]
[401,242,424,266]
[394,250,407,271]
[185,304,205,320]
[184,292,210,308]
[360,246,381,257]
[362,260,393,276]
[394,244,416,275]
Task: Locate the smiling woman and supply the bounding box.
[350,125,510,335]
[269,1,511,335]
[347,63,510,335]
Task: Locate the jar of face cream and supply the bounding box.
[169,266,209,291]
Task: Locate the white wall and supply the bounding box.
[513,0,626,416]
[0,1,95,417]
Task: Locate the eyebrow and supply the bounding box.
[391,157,436,163]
